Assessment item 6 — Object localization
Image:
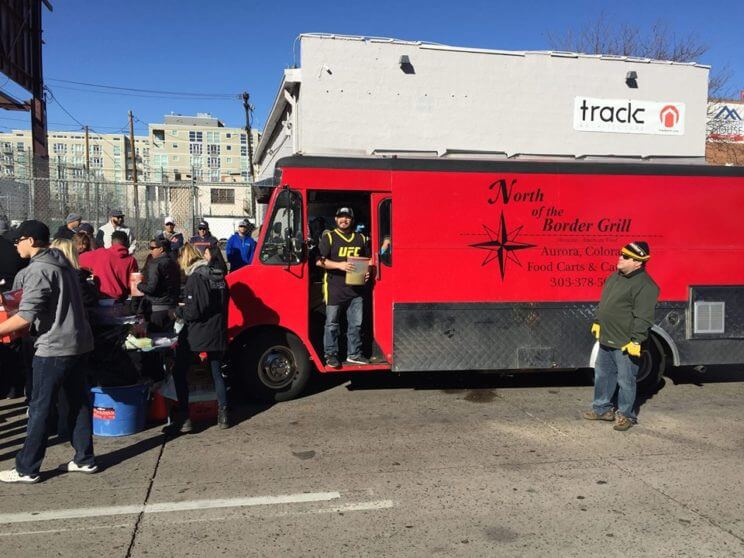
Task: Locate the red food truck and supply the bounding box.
[226,156,744,400]
[225,35,744,400]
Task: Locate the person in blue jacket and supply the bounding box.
[225,219,257,272]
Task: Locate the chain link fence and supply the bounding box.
[0,174,254,244]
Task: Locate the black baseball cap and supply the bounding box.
[335,207,354,218]
[197,220,209,230]
[110,209,124,218]
[10,220,50,244]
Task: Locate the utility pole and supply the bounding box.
[84,125,90,215]
[191,164,197,234]
[128,110,139,239]
[242,92,255,182]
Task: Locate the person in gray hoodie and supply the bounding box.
[0,220,97,484]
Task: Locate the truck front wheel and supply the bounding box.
[241,331,312,402]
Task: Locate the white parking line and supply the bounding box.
[0,491,342,525]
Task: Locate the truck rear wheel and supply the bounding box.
[241,331,312,403]
[636,334,666,394]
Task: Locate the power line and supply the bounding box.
[0,115,148,131]
[44,87,86,129]
[48,83,242,101]
[47,78,240,99]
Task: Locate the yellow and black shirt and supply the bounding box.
[318,228,369,305]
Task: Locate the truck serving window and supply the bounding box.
[259,189,304,265]
[379,198,392,266]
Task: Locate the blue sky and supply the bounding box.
[1,0,742,136]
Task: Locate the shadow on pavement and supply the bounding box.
[667,364,744,386]
[346,368,591,392]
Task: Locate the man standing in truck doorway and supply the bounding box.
[316,207,371,368]
[583,241,660,432]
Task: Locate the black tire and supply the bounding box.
[240,330,312,403]
[636,334,666,394]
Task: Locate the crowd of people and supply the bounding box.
[0,210,257,484]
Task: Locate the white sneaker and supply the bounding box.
[60,461,99,474]
[0,468,40,484]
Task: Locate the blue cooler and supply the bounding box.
[91,384,149,436]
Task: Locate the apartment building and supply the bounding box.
[0,114,259,235]
[146,113,260,235]
[0,128,149,182]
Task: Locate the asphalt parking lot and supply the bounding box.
[0,366,743,557]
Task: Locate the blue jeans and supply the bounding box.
[16,355,95,476]
[593,345,639,421]
[173,335,227,409]
[324,296,363,358]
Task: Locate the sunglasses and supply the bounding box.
[620,254,637,261]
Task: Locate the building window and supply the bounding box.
[91,145,101,155]
[226,133,232,139]
[240,134,246,144]
[189,131,203,142]
[210,169,220,183]
[170,130,178,136]
[225,145,231,151]
[53,143,66,154]
[90,157,102,167]
[206,131,220,143]
[240,146,247,156]
[226,157,232,164]
[173,155,179,162]
[207,144,220,155]
[208,156,220,168]
[189,143,203,155]
[190,156,203,168]
[16,142,24,151]
[211,188,234,204]
[172,143,178,149]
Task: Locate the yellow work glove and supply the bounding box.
[590,323,600,340]
[621,342,642,357]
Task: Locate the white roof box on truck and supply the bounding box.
[256,34,710,181]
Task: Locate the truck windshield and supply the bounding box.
[259,189,304,265]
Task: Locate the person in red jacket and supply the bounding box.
[79,230,138,300]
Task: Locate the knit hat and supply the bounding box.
[621,241,651,262]
[66,212,82,224]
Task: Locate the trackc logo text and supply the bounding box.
[574,97,685,136]
[578,99,645,124]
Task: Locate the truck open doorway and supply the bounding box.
[307,190,381,365]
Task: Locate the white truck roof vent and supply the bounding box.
[694,301,725,334]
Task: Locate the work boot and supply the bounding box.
[613,414,633,431]
[217,406,230,429]
[582,409,615,421]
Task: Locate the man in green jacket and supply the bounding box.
[583,241,660,431]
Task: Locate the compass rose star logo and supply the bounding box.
[470,212,536,279]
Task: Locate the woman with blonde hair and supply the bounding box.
[51,238,98,306]
[168,242,229,432]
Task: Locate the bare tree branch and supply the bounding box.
[547,14,731,101]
